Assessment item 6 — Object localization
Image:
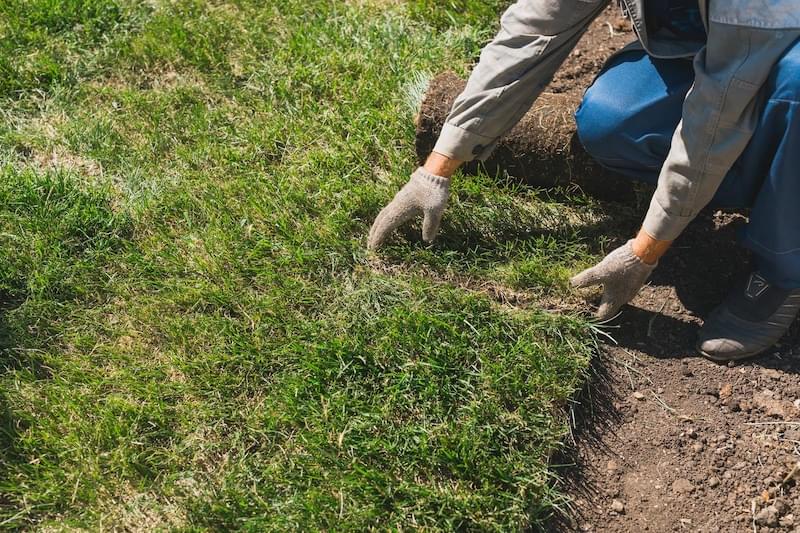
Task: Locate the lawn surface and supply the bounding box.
[0,1,607,529]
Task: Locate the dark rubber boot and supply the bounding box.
[697,272,800,362]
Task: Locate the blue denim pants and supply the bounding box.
[575,41,800,289]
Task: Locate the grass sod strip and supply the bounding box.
[0,0,604,529]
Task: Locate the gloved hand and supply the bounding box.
[367,167,450,250]
[570,240,657,320]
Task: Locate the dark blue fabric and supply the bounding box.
[575,40,800,288]
[646,0,706,42]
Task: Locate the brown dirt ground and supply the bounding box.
[538,6,800,533]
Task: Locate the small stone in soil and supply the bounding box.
[610,499,624,513]
[692,442,704,453]
[719,383,733,398]
[632,391,645,401]
[779,513,794,527]
[708,476,720,488]
[672,478,694,494]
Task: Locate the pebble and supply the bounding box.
[672,478,694,494]
[692,442,705,453]
[779,513,794,527]
[611,499,625,513]
[681,363,692,377]
[708,476,720,488]
[606,460,619,472]
[719,383,733,398]
[633,391,646,401]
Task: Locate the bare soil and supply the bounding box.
[541,7,800,533]
[554,211,800,533]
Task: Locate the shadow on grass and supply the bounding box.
[392,192,645,265]
[0,388,22,468]
[545,348,623,532]
[0,295,34,505]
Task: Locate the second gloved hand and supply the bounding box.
[570,240,657,320]
[368,168,449,250]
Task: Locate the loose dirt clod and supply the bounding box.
[755,505,779,527]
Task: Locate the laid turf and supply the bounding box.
[0,0,607,529]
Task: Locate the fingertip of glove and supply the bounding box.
[421,232,438,244]
[570,273,591,289]
[595,303,621,322]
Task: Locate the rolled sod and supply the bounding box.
[415,71,634,200]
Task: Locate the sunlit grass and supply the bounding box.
[0,0,602,529]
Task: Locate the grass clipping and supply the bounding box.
[415,71,631,200]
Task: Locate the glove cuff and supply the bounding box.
[412,167,450,190]
[623,239,658,270]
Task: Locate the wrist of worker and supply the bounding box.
[631,228,672,266]
[422,152,462,180]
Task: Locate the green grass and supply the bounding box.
[0,0,609,529]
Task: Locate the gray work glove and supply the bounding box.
[367,167,449,250]
[570,240,657,320]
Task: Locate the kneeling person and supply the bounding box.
[368,0,800,362]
